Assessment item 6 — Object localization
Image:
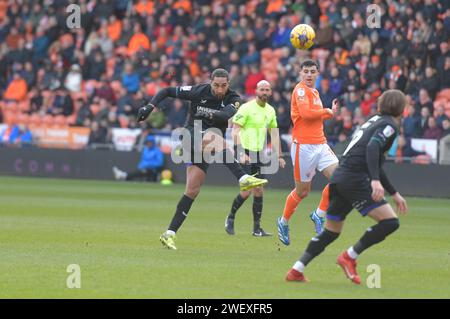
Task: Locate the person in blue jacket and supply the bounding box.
[113,135,164,182]
[0,124,33,147]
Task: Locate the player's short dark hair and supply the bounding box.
[300,59,319,70]
[211,68,229,80]
[378,89,406,117]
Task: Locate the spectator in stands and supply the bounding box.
[75,99,93,127]
[315,15,334,49]
[423,67,440,100]
[64,64,82,93]
[0,124,32,147]
[435,105,449,129]
[442,119,450,138]
[366,55,384,86]
[49,89,74,116]
[3,73,27,101]
[439,56,450,89]
[113,135,164,182]
[403,104,422,138]
[419,107,430,136]
[87,121,107,147]
[423,117,443,140]
[122,63,140,94]
[417,88,434,114]
[245,64,265,96]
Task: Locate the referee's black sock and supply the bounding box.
[299,229,340,266]
[168,195,194,232]
[353,218,400,255]
[221,149,247,180]
[229,194,246,219]
[253,196,263,231]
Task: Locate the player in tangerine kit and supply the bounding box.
[277,59,339,245]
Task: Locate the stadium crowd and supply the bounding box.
[0,0,449,159]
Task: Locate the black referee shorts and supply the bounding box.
[326,180,387,221]
[242,149,265,179]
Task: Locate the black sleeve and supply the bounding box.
[380,168,397,195]
[366,125,397,180]
[150,85,202,107]
[174,85,201,100]
[150,87,177,107]
[366,138,382,180]
[210,103,237,122]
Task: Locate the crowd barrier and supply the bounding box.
[0,147,449,198]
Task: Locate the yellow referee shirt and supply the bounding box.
[232,99,278,152]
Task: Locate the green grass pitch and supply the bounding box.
[0,176,449,298]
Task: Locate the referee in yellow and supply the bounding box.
[225,80,286,236]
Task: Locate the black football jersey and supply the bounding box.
[174,83,241,133]
[332,114,399,183]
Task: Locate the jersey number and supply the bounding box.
[343,115,380,156]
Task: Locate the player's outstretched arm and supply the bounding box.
[137,87,178,122]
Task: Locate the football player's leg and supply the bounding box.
[313,147,339,219]
[203,131,267,190]
[252,186,271,236]
[348,203,400,259]
[277,181,310,245]
[161,165,206,249]
[286,219,343,282]
[281,143,313,223]
[225,190,250,235]
[286,184,353,282]
[282,181,310,222]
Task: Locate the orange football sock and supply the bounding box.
[282,189,302,221]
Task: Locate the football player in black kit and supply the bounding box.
[137,68,268,250]
[285,89,408,284]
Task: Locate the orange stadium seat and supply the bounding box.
[28,113,42,128]
[16,113,30,126]
[43,114,54,127]
[54,115,67,128]
[66,114,77,126]
[19,100,30,112]
[3,112,17,125]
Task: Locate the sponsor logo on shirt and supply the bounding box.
[383,125,395,137]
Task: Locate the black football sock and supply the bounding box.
[168,195,195,232]
[353,218,400,255]
[299,229,340,266]
[252,196,263,231]
[221,149,247,180]
[228,194,246,219]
